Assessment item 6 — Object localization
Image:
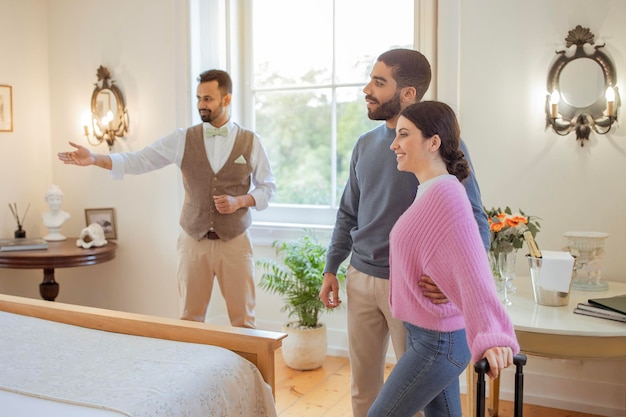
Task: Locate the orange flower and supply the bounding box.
[505,215,527,228]
[484,206,541,253]
[513,215,528,224]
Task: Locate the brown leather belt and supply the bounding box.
[205,231,220,240]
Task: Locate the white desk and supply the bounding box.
[467,278,626,417]
[508,277,626,359]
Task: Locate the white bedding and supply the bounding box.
[0,310,277,417]
[0,390,125,417]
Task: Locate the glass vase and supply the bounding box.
[489,248,518,293]
[498,250,517,305]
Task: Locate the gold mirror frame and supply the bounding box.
[545,26,620,146]
[87,66,129,149]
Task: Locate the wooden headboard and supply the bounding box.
[0,294,286,396]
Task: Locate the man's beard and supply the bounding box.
[367,90,402,121]
[199,104,223,123]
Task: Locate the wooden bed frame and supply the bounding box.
[0,294,286,397]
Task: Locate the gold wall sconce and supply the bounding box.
[84,66,129,150]
[545,26,620,147]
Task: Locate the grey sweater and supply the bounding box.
[324,124,490,279]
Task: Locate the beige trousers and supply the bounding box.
[176,230,256,328]
[346,266,407,417]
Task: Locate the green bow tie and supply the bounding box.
[204,125,229,137]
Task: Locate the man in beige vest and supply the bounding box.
[58,69,276,328]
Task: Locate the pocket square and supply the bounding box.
[234,155,247,164]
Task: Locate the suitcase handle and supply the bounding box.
[474,353,527,373]
[474,353,527,417]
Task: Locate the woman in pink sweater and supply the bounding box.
[368,101,519,417]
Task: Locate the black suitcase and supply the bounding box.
[474,353,527,417]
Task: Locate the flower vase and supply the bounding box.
[488,249,517,293]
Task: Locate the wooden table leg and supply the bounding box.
[39,268,59,301]
[489,375,500,416]
[467,364,476,417]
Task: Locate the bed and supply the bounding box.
[0,293,286,416]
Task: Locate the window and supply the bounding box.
[190,0,432,233]
[251,0,413,207]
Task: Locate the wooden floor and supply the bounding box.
[274,349,605,417]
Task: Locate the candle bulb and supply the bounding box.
[551,103,558,119]
[81,111,92,137]
[550,90,560,118]
[606,86,615,116]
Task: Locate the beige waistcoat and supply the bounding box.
[179,124,254,241]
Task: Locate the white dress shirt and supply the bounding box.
[109,120,276,209]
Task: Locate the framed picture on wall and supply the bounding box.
[85,208,117,240]
[0,85,13,132]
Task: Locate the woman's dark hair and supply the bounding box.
[399,101,470,181]
[197,69,233,95]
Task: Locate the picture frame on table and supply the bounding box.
[85,208,117,240]
[0,85,13,132]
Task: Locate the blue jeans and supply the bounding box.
[368,323,471,417]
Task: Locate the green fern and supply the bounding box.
[257,233,346,328]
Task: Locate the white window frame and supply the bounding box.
[189,0,438,243]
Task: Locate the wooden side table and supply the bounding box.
[0,239,117,301]
[466,278,626,417]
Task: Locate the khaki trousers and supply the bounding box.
[346,266,407,417]
[177,230,256,328]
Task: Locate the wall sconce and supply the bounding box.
[545,26,620,147]
[84,66,129,150]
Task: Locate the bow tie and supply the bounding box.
[204,125,229,137]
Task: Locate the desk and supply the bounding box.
[467,277,626,417]
[0,239,117,301]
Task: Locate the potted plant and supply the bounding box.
[257,232,346,370]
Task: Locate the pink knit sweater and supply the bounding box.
[389,175,519,362]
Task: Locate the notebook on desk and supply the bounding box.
[588,294,626,316]
[0,238,49,252]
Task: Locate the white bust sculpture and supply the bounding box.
[76,223,108,249]
[42,184,71,242]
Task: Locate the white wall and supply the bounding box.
[0,0,624,415]
[457,1,626,279]
[0,0,53,290]
[44,0,191,318]
[0,0,189,318]
[448,1,626,415]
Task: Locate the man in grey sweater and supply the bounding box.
[320,49,490,417]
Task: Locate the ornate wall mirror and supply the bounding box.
[545,25,620,146]
[85,66,129,149]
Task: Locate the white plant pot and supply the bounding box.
[281,321,327,370]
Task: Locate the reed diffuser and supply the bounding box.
[9,202,30,238]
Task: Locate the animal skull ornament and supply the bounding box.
[76,223,108,248]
